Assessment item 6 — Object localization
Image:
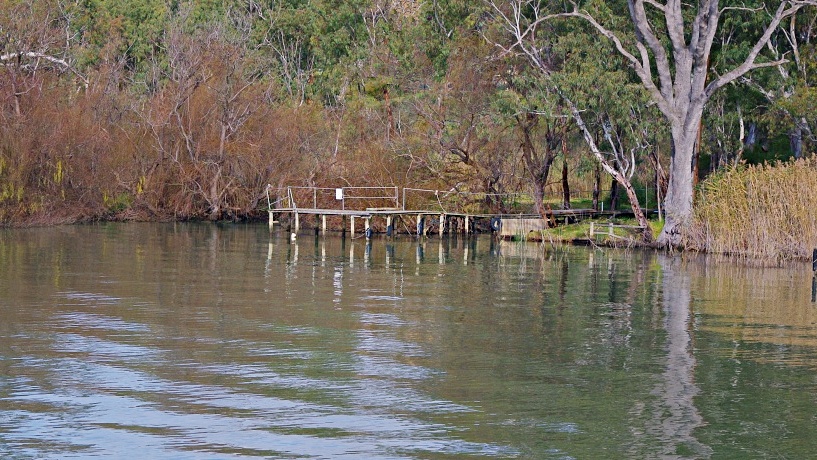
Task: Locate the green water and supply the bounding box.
[1,223,816,458]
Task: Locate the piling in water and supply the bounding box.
[813,276,816,303]
[813,248,817,272]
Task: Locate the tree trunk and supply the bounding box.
[609,177,619,212]
[517,113,556,219]
[563,96,653,243]
[384,86,394,142]
[561,142,571,210]
[208,165,223,220]
[791,123,803,159]
[621,177,653,241]
[592,164,601,211]
[532,185,546,218]
[657,128,698,247]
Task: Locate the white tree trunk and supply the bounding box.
[659,114,702,246]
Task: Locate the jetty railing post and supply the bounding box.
[394,186,399,209]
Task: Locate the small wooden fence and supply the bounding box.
[589,222,647,241]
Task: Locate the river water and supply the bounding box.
[1,223,816,459]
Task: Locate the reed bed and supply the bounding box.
[684,158,817,261]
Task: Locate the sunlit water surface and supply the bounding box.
[1,223,817,458]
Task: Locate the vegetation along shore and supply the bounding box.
[1,1,815,260]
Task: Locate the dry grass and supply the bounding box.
[684,158,817,261]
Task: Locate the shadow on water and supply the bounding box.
[3,224,817,458]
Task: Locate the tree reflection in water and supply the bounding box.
[650,255,712,458]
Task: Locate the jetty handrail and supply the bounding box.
[265,185,287,210]
[402,187,534,214]
[269,186,400,211]
[270,184,617,216]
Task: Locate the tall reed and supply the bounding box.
[684,158,817,261]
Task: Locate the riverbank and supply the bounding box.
[532,217,663,247]
[4,159,815,262]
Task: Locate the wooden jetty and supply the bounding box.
[266,185,601,239]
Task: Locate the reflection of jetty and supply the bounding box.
[266,185,601,239]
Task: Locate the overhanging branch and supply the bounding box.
[0,51,88,88]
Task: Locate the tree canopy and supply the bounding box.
[0,0,814,234]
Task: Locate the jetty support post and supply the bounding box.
[417,214,425,237]
[813,248,816,303]
[351,216,356,236]
[294,212,300,234]
[439,239,445,264]
[464,215,470,235]
[813,248,817,273]
[812,276,816,303]
[322,215,327,235]
[365,218,371,240]
[439,214,446,236]
[268,211,275,233]
[386,216,393,237]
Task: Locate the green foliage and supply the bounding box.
[74,0,169,68]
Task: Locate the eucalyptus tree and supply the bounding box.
[487,1,660,241]
[488,0,817,247]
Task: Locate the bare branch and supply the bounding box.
[706,1,811,97]
[487,0,671,113]
[628,0,675,104]
[0,51,88,87]
[643,0,667,12]
[719,5,764,14]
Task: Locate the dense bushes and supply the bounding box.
[685,158,817,261]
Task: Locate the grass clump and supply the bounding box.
[538,217,662,244]
[684,158,817,261]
